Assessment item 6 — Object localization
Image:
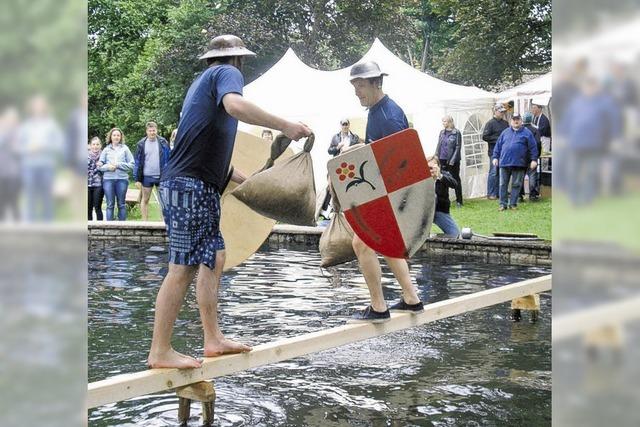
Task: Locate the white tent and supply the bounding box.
[241,38,496,201]
[497,72,552,108]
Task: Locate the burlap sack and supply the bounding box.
[319,181,356,267]
[319,211,356,267]
[231,134,316,226]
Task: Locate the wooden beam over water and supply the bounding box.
[88,274,551,408]
[553,294,640,342]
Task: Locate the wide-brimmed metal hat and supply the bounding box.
[349,61,388,81]
[199,34,256,60]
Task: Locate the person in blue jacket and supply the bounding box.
[133,121,171,220]
[492,113,538,210]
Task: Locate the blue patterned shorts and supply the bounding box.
[160,177,225,269]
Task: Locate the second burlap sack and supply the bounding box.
[318,183,356,267]
[231,134,316,226]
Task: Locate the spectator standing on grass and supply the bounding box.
[428,156,460,237]
[134,122,171,221]
[435,115,463,207]
[482,104,509,200]
[99,127,134,221]
[88,137,104,220]
[492,113,538,211]
[531,103,552,172]
[320,119,361,219]
[522,112,542,201]
[328,118,360,156]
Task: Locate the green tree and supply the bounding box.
[88,0,178,140]
[428,0,551,89]
[91,0,420,144]
[88,0,552,141]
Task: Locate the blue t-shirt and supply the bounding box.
[365,95,409,143]
[162,64,244,190]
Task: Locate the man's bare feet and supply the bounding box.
[204,338,252,357]
[147,348,202,369]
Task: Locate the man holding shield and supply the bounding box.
[347,61,424,323]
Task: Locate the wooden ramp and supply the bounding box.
[88,275,551,408]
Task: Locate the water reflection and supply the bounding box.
[89,243,550,426]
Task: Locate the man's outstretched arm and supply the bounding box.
[222,93,311,141]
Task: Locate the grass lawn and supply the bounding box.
[437,196,552,241]
[95,182,163,221]
[119,180,553,241]
[553,191,640,254]
[126,182,163,221]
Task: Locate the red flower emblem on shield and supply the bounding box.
[335,161,376,192]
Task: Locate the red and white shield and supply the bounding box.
[327,129,435,258]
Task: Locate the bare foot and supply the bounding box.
[204,338,252,357]
[147,348,202,369]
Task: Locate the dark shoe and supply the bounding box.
[389,299,424,313]
[350,305,390,323]
[530,196,540,202]
[509,205,518,210]
[498,206,507,211]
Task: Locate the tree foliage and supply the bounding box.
[426,0,551,89]
[88,0,551,145]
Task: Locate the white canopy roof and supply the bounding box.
[241,38,497,201]
[244,38,494,120]
[497,72,552,106]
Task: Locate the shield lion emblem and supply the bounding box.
[327,129,435,258]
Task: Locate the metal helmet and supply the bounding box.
[349,61,388,81]
[522,111,534,124]
[198,34,256,60]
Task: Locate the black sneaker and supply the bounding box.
[389,299,424,313]
[350,305,390,323]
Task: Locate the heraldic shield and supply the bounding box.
[327,129,435,258]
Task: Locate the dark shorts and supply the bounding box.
[159,177,225,269]
[142,175,161,188]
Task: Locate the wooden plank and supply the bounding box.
[553,294,640,342]
[88,274,551,408]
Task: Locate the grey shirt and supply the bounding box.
[143,138,160,178]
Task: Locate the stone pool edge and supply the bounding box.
[88,221,551,267]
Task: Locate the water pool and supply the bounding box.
[89,242,551,426]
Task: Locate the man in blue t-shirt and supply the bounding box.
[148,35,312,369]
[347,61,424,323]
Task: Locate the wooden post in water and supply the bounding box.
[175,381,216,426]
[511,294,541,322]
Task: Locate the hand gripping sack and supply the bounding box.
[319,187,356,267]
[231,134,316,226]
